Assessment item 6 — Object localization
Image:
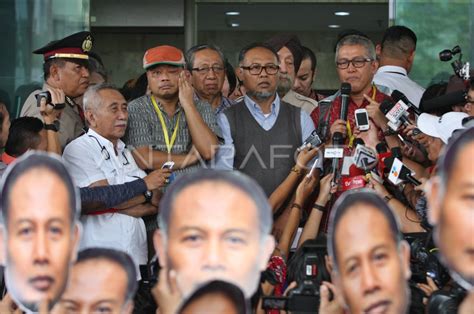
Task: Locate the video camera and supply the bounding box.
[35,91,66,110]
[439,45,470,80]
[262,241,330,313]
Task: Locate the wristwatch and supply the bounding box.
[44,120,60,132]
[143,190,153,204]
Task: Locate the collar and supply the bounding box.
[43,83,77,108]
[377,65,407,76]
[243,94,280,116]
[1,152,16,165]
[150,95,182,116]
[87,128,125,153]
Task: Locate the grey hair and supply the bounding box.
[158,170,273,240]
[335,34,376,62]
[185,44,226,72]
[83,82,120,112]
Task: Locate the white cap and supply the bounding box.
[417,111,468,144]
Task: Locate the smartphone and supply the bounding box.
[355,108,370,131]
[298,130,323,151]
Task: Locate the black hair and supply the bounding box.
[419,82,452,115]
[381,25,417,56]
[0,152,80,226]
[225,60,237,96]
[238,42,280,65]
[5,117,44,157]
[327,189,403,272]
[437,127,474,188]
[158,170,272,236]
[76,248,138,302]
[185,44,226,72]
[178,280,248,314]
[301,46,317,73]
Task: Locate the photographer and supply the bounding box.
[21,31,92,149]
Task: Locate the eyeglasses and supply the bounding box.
[464,94,474,104]
[191,65,225,75]
[240,64,279,75]
[336,57,373,69]
[88,135,130,166]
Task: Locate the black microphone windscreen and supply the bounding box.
[341,82,351,95]
[391,147,402,159]
[391,90,404,103]
[353,138,365,146]
[376,142,388,153]
[332,132,343,144]
[380,99,395,114]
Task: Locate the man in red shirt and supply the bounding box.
[311,34,393,145]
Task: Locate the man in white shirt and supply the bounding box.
[374,26,425,107]
[63,83,161,278]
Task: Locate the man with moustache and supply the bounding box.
[21,31,92,149]
[62,83,161,280]
[216,42,316,197]
[326,190,411,314]
[0,152,81,312]
[124,45,219,174]
[265,34,318,115]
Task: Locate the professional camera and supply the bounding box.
[405,233,450,288]
[427,284,467,314]
[439,45,470,80]
[262,239,330,314]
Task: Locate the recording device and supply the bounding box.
[262,241,330,313]
[35,91,66,109]
[380,99,412,131]
[327,132,344,186]
[387,157,421,186]
[391,90,422,116]
[354,108,369,131]
[298,130,323,151]
[352,139,377,171]
[427,286,467,314]
[439,45,470,80]
[340,82,351,121]
[376,142,391,175]
[161,161,175,184]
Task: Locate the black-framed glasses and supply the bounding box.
[465,94,474,104]
[336,57,373,69]
[88,135,130,166]
[191,65,225,75]
[240,64,279,75]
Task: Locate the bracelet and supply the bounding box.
[384,195,394,203]
[291,166,302,176]
[383,128,396,137]
[312,203,327,212]
[291,203,302,210]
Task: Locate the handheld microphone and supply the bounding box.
[387,157,421,186]
[340,83,351,121]
[352,139,377,172]
[376,142,391,175]
[391,90,422,116]
[380,99,412,131]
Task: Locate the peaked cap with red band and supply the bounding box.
[33,31,93,61]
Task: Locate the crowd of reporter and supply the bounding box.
[0,24,472,314]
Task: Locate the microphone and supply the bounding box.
[340,83,351,121]
[376,142,391,175]
[380,99,413,131]
[391,90,422,116]
[386,157,421,186]
[330,132,344,186]
[352,139,377,172]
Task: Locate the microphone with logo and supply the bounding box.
[386,156,421,186]
[391,90,422,116]
[379,99,415,132]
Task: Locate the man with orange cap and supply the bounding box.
[124,45,219,175]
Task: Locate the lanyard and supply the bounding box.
[347,85,377,147]
[151,95,181,153]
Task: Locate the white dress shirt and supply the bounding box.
[63,128,148,278]
[373,65,425,107]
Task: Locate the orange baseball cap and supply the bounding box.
[143,45,185,70]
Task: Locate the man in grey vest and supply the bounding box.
[216,42,316,197]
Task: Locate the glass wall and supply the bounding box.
[0,0,89,117]
[394,0,474,88]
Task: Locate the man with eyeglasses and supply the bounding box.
[311,34,392,144]
[123,45,219,174]
[186,44,235,115]
[216,42,316,198]
[463,78,474,116]
[63,83,166,284]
